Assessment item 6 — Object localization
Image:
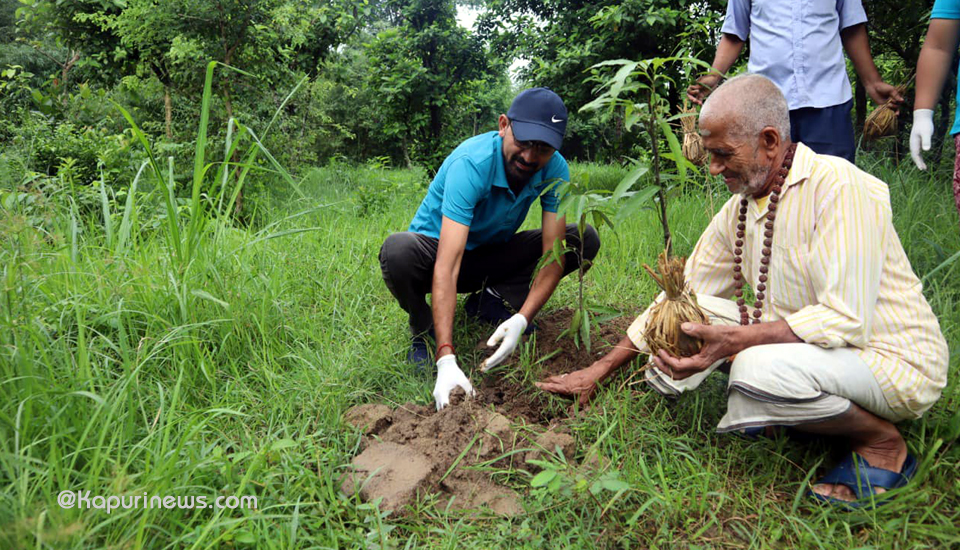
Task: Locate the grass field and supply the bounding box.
[1,149,959,549]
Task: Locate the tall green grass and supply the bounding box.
[1,85,959,549]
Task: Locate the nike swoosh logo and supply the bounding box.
[551,116,564,123]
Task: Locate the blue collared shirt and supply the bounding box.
[722,0,867,110]
[408,132,567,250]
[931,0,960,134]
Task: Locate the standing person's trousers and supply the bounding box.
[379,224,600,337]
[790,100,856,163]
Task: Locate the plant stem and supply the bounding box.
[578,218,586,347]
[647,86,672,254]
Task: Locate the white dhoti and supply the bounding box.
[634,295,898,433]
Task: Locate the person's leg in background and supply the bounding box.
[789,100,856,163]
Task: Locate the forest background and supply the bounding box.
[0,0,950,192]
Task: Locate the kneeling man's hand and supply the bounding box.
[481,313,528,371]
[433,355,475,410]
[653,322,735,380]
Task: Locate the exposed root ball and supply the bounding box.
[864,105,897,141]
[681,101,708,166]
[864,78,910,141]
[642,251,709,358]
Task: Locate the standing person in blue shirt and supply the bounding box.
[910,0,960,224]
[687,0,903,163]
[379,88,600,410]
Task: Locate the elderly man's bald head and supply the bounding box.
[700,74,790,144]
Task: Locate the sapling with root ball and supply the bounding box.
[561,55,712,352]
[642,249,709,358]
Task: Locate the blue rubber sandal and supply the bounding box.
[809,453,918,510]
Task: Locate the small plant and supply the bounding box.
[529,454,632,520]
[581,55,712,255]
[544,169,657,352]
[544,55,711,352]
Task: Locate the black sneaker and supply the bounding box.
[465,288,537,334]
[407,336,431,371]
[465,288,513,324]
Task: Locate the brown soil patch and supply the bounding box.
[521,307,636,379]
[341,309,637,515]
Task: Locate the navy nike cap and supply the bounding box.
[506,87,567,150]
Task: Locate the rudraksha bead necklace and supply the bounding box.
[734,143,797,326]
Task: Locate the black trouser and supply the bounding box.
[379,224,601,337]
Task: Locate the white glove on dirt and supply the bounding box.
[911,109,934,170]
[481,313,528,371]
[433,355,475,410]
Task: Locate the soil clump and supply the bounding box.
[341,309,637,515]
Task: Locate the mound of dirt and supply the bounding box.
[341,310,637,515]
[341,400,566,515]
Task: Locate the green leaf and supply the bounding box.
[572,195,588,228]
[600,478,630,492]
[608,61,640,100]
[191,289,230,310]
[615,186,660,223]
[552,236,565,264]
[612,163,650,201]
[658,120,686,182]
[269,439,298,452]
[234,531,256,545]
[596,210,615,230]
[531,469,558,488]
[588,59,635,69]
[557,193,574,219]
[569,308,582,333]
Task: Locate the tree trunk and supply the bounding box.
[223,85,234,121]
[403,135,413,169]
[59,50,80,105]
[430,104,442,140]
[164,87,173,140]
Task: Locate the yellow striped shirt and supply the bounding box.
[628,143,948,418]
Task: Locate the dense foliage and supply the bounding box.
[3,0,949,182]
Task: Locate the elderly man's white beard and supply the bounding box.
[729,162,771,196]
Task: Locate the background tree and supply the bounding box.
[476,0,726,161]
[366,0,496,168]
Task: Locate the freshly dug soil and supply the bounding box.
[341,309,638,515]
[526,308,636,379]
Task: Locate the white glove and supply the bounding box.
[910,109,934,170]
[433,355,475,410]
[480,313,528,371]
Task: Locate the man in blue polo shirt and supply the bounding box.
[379,88,600,410]
[687,0,902,163]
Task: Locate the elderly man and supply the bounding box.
[380,88,600,410]
[539,74,948,507]
[687,0,902,163]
